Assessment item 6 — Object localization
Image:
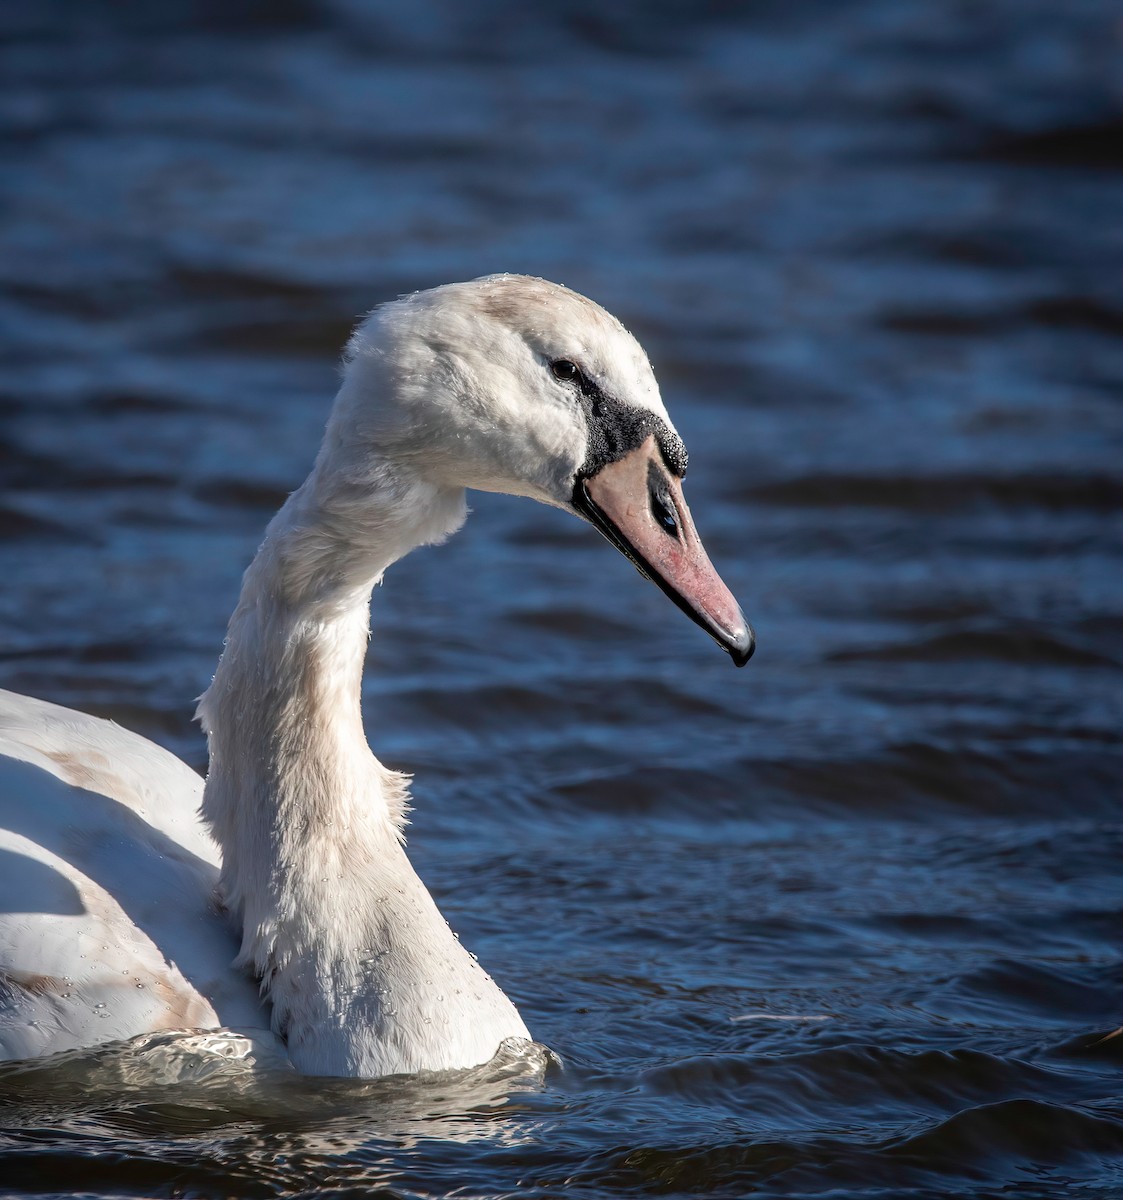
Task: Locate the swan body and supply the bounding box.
[0,275,751,1077]
[0,691,264,1060]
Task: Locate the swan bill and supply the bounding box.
[573,436,755,666]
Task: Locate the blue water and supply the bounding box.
[2,0,1122,1195]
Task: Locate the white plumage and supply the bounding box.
[0,275,750,1077]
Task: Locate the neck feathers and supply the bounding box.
[190,377,533,1075]
[196,465,464,992]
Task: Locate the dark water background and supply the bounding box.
[2,1,1122,1196]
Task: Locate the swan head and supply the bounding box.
[335,274,753,665]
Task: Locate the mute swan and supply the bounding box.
[0,275,752,1078]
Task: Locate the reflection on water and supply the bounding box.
[0,1034,552,1194]
[0,1030,549,1132]
[1,0,1121,1195]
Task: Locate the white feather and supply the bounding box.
[0,275,673,1077]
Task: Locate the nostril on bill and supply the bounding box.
[650,490,680,538]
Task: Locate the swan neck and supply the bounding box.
[196,463,528,1076]
[198,467,465,931]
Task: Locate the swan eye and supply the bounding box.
[551,359,579,382]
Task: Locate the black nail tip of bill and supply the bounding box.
[727,623,755,667]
